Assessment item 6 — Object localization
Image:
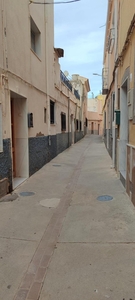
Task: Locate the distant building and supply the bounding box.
[87,95,105,135]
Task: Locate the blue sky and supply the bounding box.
[54,0,108,97]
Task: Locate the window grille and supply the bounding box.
[76,119,79,130]
[50,100,55,124]
[61,113,66,131]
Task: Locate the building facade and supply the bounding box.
[103,0,135,204]
[0,0,90,197]
[87,95,105,136]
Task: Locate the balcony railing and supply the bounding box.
[60,70,80,100]
[102,68,108,95]
[107,28,115,54]
[60,70,72,92]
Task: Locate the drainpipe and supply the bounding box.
[44,5,51,145]
[2,0,8,70]
[112,0,118,168]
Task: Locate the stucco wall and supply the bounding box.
[0,0,89,193]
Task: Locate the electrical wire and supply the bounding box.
[29,0,80,4]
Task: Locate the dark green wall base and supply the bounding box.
[0,139,12,192]
[29,132,75,176]
[120,172,126,188]
[74,131,84,143]
[0,132,84,191]
[104,128,118,169]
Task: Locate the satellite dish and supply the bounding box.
[64,70,69,77]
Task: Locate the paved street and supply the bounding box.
[0,135,135,300]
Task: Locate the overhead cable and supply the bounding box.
[29,0,80,4]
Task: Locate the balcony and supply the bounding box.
[107,28,115,54]
[74,89,80,100]
[60,70,72,92]
[60,70,80,100]
[102,68,108,95]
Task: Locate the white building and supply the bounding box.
[0,0,90,197]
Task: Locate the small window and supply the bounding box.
[30,17,41,57]
[44,108,46,123]
[50,100,55,124]
[118,88,120,109]
[61,113,66,131]
[31,30,36,52]
[76,119,79,130]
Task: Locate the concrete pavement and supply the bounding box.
[0,135,135,300]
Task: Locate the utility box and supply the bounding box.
[115,110,120,125]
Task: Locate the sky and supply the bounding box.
[54,0,108,98]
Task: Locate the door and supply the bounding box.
[10,92,29,189]
[98,124,100,135]
[71,114,74,144]
[11,99,16,177]
[91,122,94,134]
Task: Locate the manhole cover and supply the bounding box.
[19,192,35,197]
[53,164,61,167]
[40,198,60,208]
[97,195,113,202]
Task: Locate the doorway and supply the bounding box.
[91,122,94,134]
[10,92,29,189]
[98,124,100,135]
[71,114,74,144]
[119,79,128,181]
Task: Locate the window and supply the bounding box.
[50,100,55,124]
[61,113,66,131]
[44,108,46,123]
[0,104,3,152]
[31,30,36,52]
[30,17,41,57]
[118,88,120,109]
[112,93,115,121]
[76,119,79,130]
[80,121,82,131]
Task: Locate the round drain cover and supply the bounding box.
[20,192,35,197]
[40,198,60,208]
[97,195,113,202]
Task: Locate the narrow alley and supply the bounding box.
[0,135,135,300]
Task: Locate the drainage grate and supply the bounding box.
[53,164,61,167]
[97,195,113,202]
[19,192,35,197]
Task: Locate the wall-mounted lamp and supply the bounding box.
[93,73,102,77]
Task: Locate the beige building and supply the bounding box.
[0,0,90,196]
[87,95,104,135]
[103,0,135,204]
